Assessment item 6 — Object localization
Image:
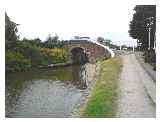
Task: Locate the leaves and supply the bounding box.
[129,5,156,49]
[5,12,19,49]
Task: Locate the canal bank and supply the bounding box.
[71,62,101,117]
[80,57,122,117]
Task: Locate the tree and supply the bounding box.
[97,37,105,44]
[42,34,64,48]
[121,45,127,49]
[33,38,42,46]
[42,34,57,48]
[129,5,156,50]
[5,12,19,49]
[22,37,42,46]
[104,39,111,47]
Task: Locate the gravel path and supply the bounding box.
[116,53,156,118]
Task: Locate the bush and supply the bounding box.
[144,50,156,63]
[6,50,31,72]
[6,40,69,72]
[14,41,43,66]
[143,50,156,71]
[40,48,68,65]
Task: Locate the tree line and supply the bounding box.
[5,13,68,72]
[5,11,129,73]
[96,37,119,49]
[129,5,156,70]
[129,5,156,50]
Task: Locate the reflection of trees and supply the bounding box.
[72,65,80,85]
[5,12,19,49]
[80,65,88,89]
[71,65,88,89]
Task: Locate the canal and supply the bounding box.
[5,63,96,118]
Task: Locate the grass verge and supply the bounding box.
[81,57,122,118]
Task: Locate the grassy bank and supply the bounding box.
[81,57,122,118]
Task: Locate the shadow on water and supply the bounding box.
[5,63,91,117]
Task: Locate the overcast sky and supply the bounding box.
[5,0,157,46]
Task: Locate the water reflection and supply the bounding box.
[72,64,88,89]
[5,64,94,117]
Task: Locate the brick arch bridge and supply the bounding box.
[64,39,115,64]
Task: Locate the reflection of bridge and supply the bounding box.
[64,39,115,64]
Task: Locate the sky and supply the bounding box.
[4,0,157,46]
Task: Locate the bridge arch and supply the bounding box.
[64,39,115,63]
[70,47,89,64]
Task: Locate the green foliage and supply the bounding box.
[129,5,156,49]
[5,14,68,72]
[103,39,111,46]
[22,38,42,47]
[96,37,119,49]
[144,50,156,63]
[109,43,119,49]
[121,45,127,49]
[97,37,105,44]
[6,40,69,72]
[143,50,156,71]
[5,12,19,49]
[40,48,68,65]
[6,50,31,72]
[82,57,122,117]
[14,41,42,66]
[42,34,64,48]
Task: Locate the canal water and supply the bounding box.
[5,63,96,118]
